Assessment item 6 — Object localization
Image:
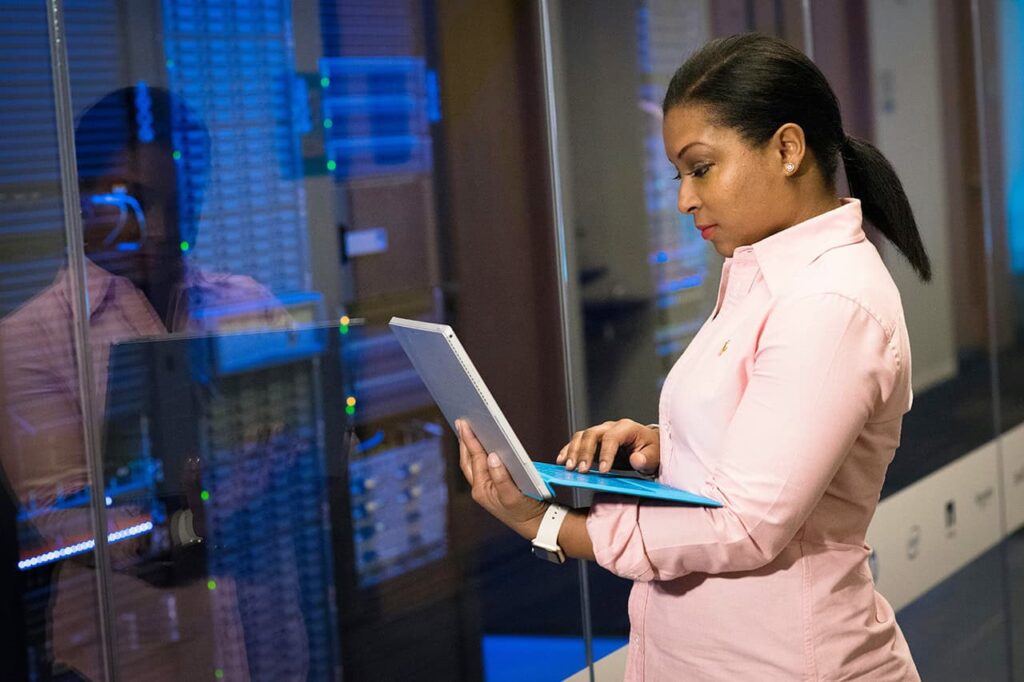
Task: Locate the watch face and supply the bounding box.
[531,545,565,565]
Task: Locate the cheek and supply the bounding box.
[717,165,772,221]
[704,167,748,220]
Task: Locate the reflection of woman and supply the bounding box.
[0,86,298,681]
[458,34,926,680]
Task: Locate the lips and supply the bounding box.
[696,223,717,240]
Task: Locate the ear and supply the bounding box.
[772,122,807,175]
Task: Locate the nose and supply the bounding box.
[677,177,699,215]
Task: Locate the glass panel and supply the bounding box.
[553,1,1019,679]
[28,1,579,680]
[550,2,807,667]
[993,0,1024,679]
[0,1,107,679]
[815,1,1013,680]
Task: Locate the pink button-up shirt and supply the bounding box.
[587,199,920,681]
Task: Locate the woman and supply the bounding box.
[457,33,925,680]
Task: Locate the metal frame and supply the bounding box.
[44,0,118,679]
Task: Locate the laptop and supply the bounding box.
[389,317,720,507]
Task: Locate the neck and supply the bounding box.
[787,183,842,229]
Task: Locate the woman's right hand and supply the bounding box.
[555,419,660,475]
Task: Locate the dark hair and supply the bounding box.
[664,33,931,282]
[74,85,210,247]
[74,84,210,185]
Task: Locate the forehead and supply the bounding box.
[662,104,744,158]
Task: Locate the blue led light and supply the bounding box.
[134,81,154,143]
[426,70,442,123]
[18,521,154,571]
[355,430,385,453]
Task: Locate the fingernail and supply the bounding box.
[566,459,574,469]
[579,463,589,472]
[487,453,500,468]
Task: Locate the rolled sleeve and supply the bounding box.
[586,495,654,581]
[586,292,901,581]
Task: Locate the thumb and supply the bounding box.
[630,447,659,474]
[487,452,522,507]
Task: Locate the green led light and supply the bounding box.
[180,241,190,252]
[340,325,349,335]
[166,59,175,68]
[345,405,355,416]
[200,490,210,501]
[207,579,217,591]
[172,150,182,161]
[323,118,333,129]
[215,670,224,679]
[326,160,337,171]
[320,77,330,88]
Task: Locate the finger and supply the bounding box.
[596,421,641,473]
[629,451,650,474]
[486,452,523,507]
[575,426,608,473]
[468,443,492,491]
[556,443,569,464]
[456,420,473,485]
[458,442,473,486]
[459,419,489,458]
[564,430,584,469]
[458,421,493,486]
[596,430,623,473]
[630,446,659,474]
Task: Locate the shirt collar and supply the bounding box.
[744,198,865,295]
[54,259,122,319]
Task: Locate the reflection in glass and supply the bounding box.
[0,1,106,679]
[3,0,580,679]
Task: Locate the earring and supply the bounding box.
[784,162,796,174]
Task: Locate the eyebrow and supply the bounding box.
[675,141,710,160]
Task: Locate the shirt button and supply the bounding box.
[633,635,641,646]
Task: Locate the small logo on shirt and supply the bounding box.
[719,340,729,356]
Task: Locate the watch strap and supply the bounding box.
[534,503,568,550]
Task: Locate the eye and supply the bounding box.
[691,163,713,178]
[672,171,681,181]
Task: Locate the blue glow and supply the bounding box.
[481,635,627,682]
[658,275,704,294]
[426,70,442,123]
[1002,0,1024,272]
[19,471,157,523]
[18,521,154,571]
[134,80,154,143]
[356,430,386,453]
[89,190,147,247]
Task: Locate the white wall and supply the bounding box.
[867,0,958,392]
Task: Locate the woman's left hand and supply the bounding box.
[456,419,547,538]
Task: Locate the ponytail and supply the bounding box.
[842,135,931,282]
